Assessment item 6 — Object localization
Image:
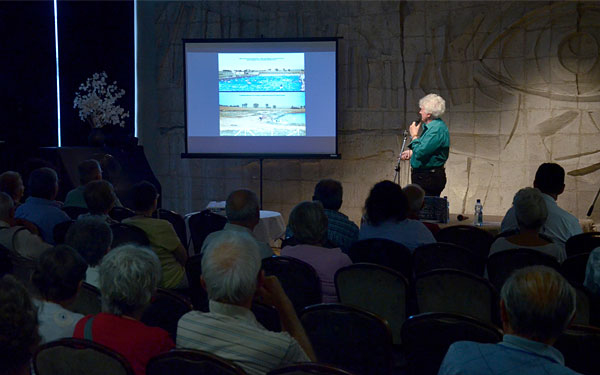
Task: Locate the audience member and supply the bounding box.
[584,247,600,296]
[0,192,51,259]
[122,181,187,289]
[359,180,435,251]
[31,245,87,343]
[0,171,24,206]
[0,275,40,375]
[14,167,70,244]
[201,189,274,259]
[491,188,566,262]
[403,183,440,235]
[80,180,118,224]
[74,245,174,375]
[501,163,582,249]
[177,231,315,375]
[65,217,112,287]
[281,201,352,303]
[63,159,102,208]
[439,266,579,375]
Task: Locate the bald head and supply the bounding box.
[403,184,425,218]
[226,189,260,229]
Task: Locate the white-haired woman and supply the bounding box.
[73,245,174,375]
[401,93,450,196]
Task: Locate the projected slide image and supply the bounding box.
[219,92,306,136]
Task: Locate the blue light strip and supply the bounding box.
[134,0,138,138]
[53,0,62,147]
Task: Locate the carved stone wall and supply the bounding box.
[137,1,600,226]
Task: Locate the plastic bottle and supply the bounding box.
[444,196,450,223]
[474,199,483,226]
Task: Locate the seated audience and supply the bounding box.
[63,159,102,208]
[74,245,174,375]
[491,188,566,262]
[0,192,51,259]
[281,201,352,303]
[439,266,579,375]
[0,171,25,206]
[122,181,187,289]
[177,231,315,375]
[584,247,600,296]
[31,245,87,343]
[65,217,112,287]
[80,180,118,224]
[15,167,71,244]
[403,183,440,235]
[0,275,41,375]
[359,180,435,251]
[201,189,273,259]
[501,163,582,249]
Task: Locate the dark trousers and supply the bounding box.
[411,167,447,197]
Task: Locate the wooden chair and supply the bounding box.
[566,232,600,257]
[346,238,412,281]
[401,312,503,375]
[262,256,321,314]
[335,263,408,344]
[185,254,209,311]
[141,288,193,340]
[110,223,150,248]
[413,242,486,276]
[436,225,494,259]
[269,363,356,375]
[487,248,560,291]
[34,338,134,375]
[65,281,102,316]
[146,349,247,375]
[108,206,136,222]
[154,208,187,247]
[62,206,89,220]
[561,253,591,286]
[300,304,393,375]
[53,219,74,245]
[415,269,498,325]
[554,324,600,375]
[187,210,227,254]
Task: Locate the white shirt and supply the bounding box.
[33,299,84,343]
[489,237,566,263]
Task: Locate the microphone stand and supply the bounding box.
[587,184,600,216]
[394,130,409,185]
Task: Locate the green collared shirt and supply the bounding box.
[408,118,450,169]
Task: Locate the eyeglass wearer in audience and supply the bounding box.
[439,266,580,375]
[0,171,25,206]
[490,187,566,263]
[31,245,87,343]
[359,180,435,251]
[281,200,352,303]
[80,179,119,224]
[65,217,112,287]
[584,247,600,296]
[63,159,102,209]
[122,181,188,289]
[177,231,315,375]
[0,275,41,375]
[73,244,174,375]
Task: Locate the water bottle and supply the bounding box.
[474,199,483,226]
[443,196,450,223]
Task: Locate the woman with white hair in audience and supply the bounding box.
[73,244,174,375]
[490,187,566,262]
[281,200,352,303]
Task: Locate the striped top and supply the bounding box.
[177,301,310,375]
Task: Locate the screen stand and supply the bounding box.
[259,158,264,210]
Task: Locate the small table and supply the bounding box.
[437,214,504,236]
[253,210,286,245]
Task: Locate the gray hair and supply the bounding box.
[65,217,113,267]
[419,93,446,118]
[501,266,576,341]
[226,189,259,222]
[513,187,548,230]
[202,231,261,304]
[403,184,425,215]
[98,245,161,316]
[288,201,328,245]
[0,192,14,221]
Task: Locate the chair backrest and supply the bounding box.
[435,225,494,258]
[185,254,209,311]
[300,303,393,375]
[108,206,136,222]
[65,282,102,316]
[187,210,227,254]
[110,223,150,248]
[0,243,13,277]
[554,324,600,375]
[487,248,560,291]
[268,363,356,375]
[413,242,486,276]
[401,312,503,375]
[147,349,247,375]
[155,209,187,247]
[251,301,281,332]
[415,269,498,324]
[346,238,413,280]
[62,206,90,220]
[34,338,135,375]
[141,288,193,340]
[262,256,321,314]
[561,253,591,286]
[572,284,592,326]
[3,243,36,290]
[566,232,600,257]
[335,263,408,344]
[53,219,74,245]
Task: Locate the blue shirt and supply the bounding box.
[359,218,435,251]
[15,197,71,244]
[438,335,582,375]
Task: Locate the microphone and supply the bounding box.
[457,214,469,221]
[414,115,421,125]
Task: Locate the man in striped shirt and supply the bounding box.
[177,231,315,375]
